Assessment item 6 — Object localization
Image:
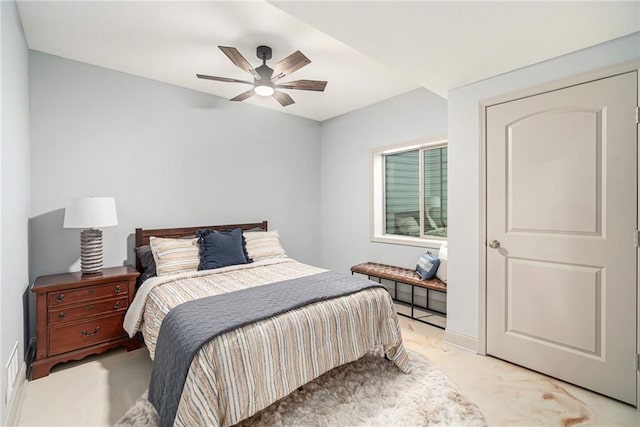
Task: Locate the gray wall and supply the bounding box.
[1,0,31,422]
[319,88,447,273]
[29,52,321,324]
[447,32,640,344]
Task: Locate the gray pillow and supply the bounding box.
[135,245,157,284]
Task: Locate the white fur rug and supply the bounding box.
[116,349,486,426]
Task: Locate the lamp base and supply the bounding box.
[80,228,103,274]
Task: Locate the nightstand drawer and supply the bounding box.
[48,296,128,325]
[48,315,127,356]
[47,281,127,306]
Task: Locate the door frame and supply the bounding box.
[478,60,640,406]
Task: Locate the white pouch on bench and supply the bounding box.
[436,241,448,283]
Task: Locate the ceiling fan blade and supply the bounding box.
[218,46,260,79]
[273,91,295,107]
[275,80,327,92]
[273,50,311,80]
[230,89,255,102]
[196,74,253,85]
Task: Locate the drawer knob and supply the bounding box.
[57,312,66,319]
[113,301,120,309]
[114,286,121,294]
[81,327,100,337]
[88,304,94,311]
[56,294,64,302]
[88,289,94,295]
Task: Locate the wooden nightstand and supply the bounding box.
[31,266,140,379]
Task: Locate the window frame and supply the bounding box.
[370,137,448,247]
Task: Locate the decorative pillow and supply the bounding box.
[436,241,448,283]
[243,230,287,262]
[134,245,157,284]
[416,251,440,280]
[196,228,250,270]
[149,236,199,276]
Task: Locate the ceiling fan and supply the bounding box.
[196,45,327,107]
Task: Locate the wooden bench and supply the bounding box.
[351,262,446,328]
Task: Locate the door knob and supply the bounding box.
[488,240,501,249]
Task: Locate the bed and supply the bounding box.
[124,221,410,427]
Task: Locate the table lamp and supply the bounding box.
[63,197,118,274]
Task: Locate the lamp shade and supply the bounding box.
[63,197,118,229]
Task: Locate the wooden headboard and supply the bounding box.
[134,221,268,272]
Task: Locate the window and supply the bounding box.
[371,138,447,246]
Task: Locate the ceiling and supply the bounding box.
[17,1,639,122]
[272,1,639,99]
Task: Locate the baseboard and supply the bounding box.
[5,362,27,426]
[443,329,479,353]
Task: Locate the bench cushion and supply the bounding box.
[351,262,446,293]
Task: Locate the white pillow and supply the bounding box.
[436,241,448,283]
[243,230,287,262]
[149,236,199,276]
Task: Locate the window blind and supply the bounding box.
[385,151,419,236]
[383,146,448,238]
[423,147,447,235]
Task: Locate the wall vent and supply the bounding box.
[5,342,19,404]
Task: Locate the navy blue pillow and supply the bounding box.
[196,228,251,271]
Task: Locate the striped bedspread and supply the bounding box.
[125,257,410,427]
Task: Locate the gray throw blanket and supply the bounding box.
[148,271,384,427]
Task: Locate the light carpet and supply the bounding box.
[116,349,486,426]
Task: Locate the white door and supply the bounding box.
[486,71,638,405]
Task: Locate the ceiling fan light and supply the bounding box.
[255,84,275,97]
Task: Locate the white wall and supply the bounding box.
[1,0,30,421]
[447,32,640,346]
[320,88,447,273]
[28,52,321,323]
